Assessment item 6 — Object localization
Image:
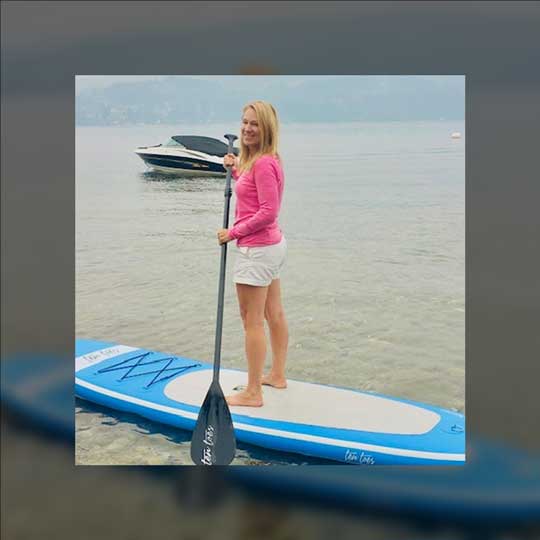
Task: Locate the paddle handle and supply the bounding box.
[213,134,237,381]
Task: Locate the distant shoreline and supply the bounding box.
[76,118,465,128]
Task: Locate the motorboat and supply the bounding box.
[135,135,238,176]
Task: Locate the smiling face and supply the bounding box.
[241,107,261,151]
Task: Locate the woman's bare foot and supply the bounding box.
[226,390,263,407]
[261,372,287,389]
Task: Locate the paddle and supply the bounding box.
[190,133,238,466]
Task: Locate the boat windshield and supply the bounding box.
[171,135,237,157]
[163,138,186,148]
[156,135,238,156]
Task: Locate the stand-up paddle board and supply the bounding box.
[75,339,465,465]
[3,348,540,528]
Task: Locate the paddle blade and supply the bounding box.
[190,380,236,465]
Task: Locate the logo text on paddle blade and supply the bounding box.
[201,425,216,465]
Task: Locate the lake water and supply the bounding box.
[76,121,465,465]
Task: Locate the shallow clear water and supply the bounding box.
[76,121,464,465]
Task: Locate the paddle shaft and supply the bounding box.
[213,134,237,381]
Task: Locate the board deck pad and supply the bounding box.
[75,339,465,465]
[165,371,440,434]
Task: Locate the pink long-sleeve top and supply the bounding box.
[229,154,284,247]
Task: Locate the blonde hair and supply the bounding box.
[238,101,280,173]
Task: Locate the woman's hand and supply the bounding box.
[223,153,237,168]
[217,228,232,245]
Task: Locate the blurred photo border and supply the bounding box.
[2,2,539,538]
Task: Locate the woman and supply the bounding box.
[217,101,288,407]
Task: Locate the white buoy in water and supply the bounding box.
[451,132,462,139]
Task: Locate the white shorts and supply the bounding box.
[233,237,287,287]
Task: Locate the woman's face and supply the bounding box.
[241,107,261,150]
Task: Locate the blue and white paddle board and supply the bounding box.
[4,348,540,528]
[75,339,465,465]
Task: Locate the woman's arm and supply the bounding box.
[229,157,280,240]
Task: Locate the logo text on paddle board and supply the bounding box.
[201,425,215,465]
[344,449,375,465]
[75,345,139,372]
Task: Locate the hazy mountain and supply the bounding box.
[75,76,464,125]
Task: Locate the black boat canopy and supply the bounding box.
[171,136,239,157]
